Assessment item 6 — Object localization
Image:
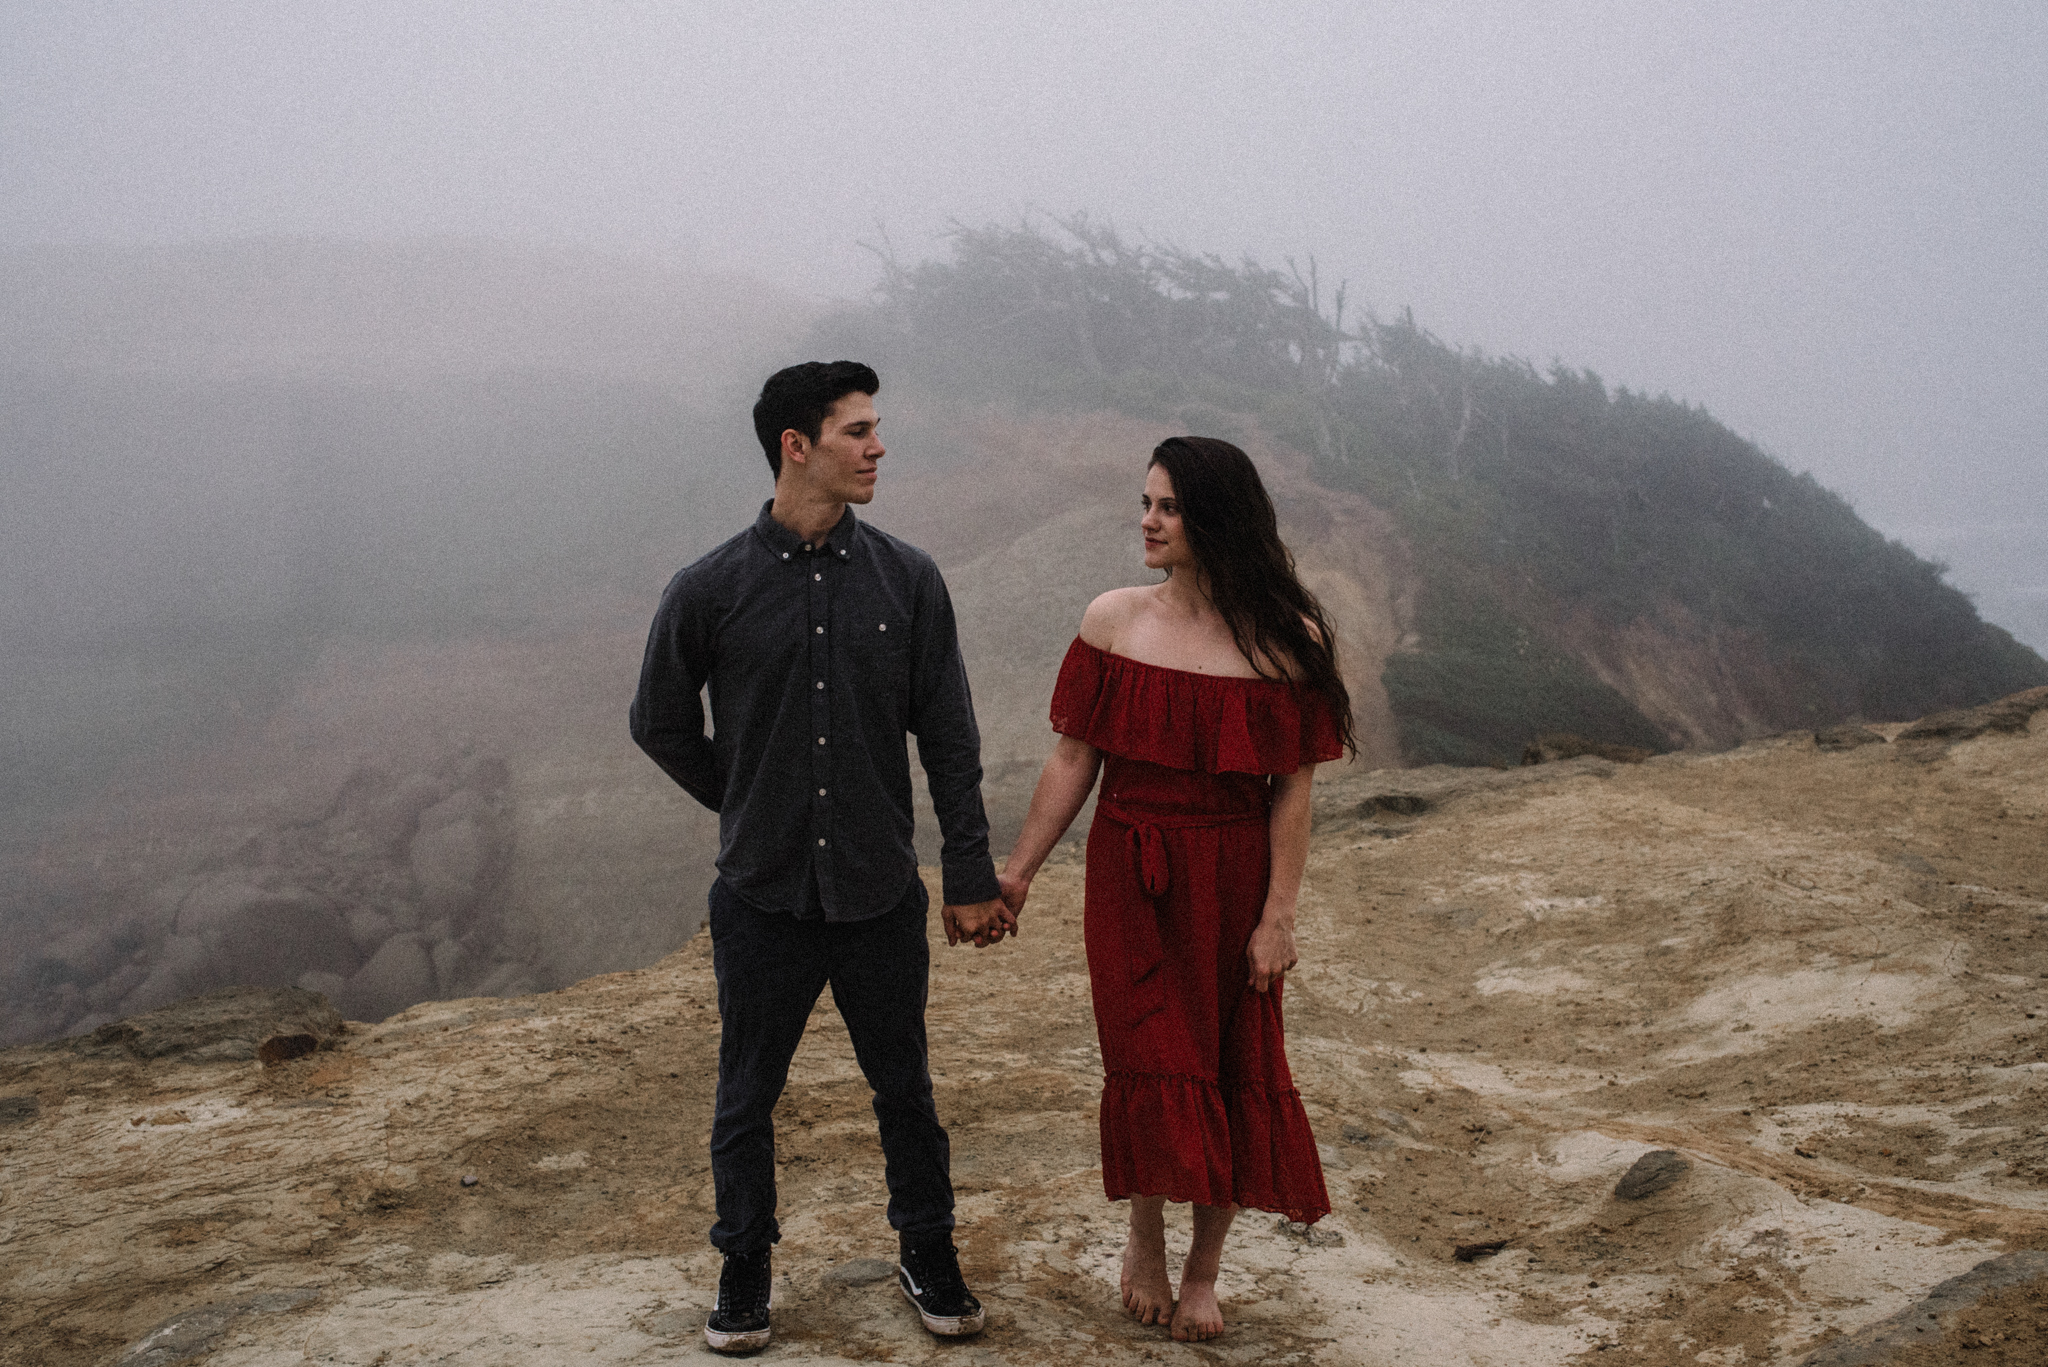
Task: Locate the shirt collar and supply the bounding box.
[751,500,859,561]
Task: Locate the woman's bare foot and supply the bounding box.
[1171,1202,1237,1341]
[1121,1198,1174,1325]
[1170,1278,1225,1341]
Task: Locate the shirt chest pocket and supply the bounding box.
[851,616,913,700]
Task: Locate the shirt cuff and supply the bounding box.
[940,860,1002,908]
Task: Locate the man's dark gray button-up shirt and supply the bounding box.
[630,501,1001,921]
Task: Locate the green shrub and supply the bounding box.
[818,217,2048,757]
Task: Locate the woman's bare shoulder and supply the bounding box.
[1253,616,1321,681]
[1078,586,1152,650]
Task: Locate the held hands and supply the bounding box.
[940,872,1030,949]
[942,897,1010,949]
[1245,914,1298,993]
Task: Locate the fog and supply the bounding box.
[4,3,2044,1043]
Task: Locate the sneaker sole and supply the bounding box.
[899,1279,986,1336]
[703,1323,772,1354]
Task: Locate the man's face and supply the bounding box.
[788,392,884,504]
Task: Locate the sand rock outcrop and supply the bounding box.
[70,986,342,1064]
[3,693,2043,1366]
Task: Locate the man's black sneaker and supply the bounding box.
[704,1248,773,1353]
[897,1238,986,1336]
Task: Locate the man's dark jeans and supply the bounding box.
[707,875,956,1254]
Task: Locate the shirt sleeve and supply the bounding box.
[906,561,1003,907]
[629,568,723,812]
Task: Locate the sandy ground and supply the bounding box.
[3,714,2045,1366]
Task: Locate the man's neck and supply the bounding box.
[769,484,846,545]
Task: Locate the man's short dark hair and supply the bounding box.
[752,361,880,477]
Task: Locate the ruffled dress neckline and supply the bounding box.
[1049,637,1342,775]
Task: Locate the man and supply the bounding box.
[630,360,1010,1353]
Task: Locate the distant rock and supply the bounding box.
[1359,792,1431,817]
[1522,733,1653,766]
[1898,685,2048,743]
[75,986,342,1063]
[1814,724,1886,752]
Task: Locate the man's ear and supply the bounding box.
[780,428,810,470]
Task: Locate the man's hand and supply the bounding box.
[943,897,1010,948]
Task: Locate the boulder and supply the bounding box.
[119,935,220,1016]
[343,934,437,1021]
[325,766,455,858]
[296,970,349,1001]
[342,908,397,954]
[173,879,360,990]
[430,938,467,992]
[411,812,487,913]
[1614,1148,1690,1200]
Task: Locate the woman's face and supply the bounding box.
[1141,463,1193,572]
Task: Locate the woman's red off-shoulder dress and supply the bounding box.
[1051,638,1340,1223]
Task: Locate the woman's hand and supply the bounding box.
[996,870,1030,938]
[1246,914,1298,993]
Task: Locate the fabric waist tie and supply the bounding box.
[1094,799,1268,1026]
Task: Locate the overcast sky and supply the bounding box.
[5,0,2044,628]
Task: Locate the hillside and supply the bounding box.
[819,218,2048,765]
[3,693,2044,1366]
[6,229,2042,1065]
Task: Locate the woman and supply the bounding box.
[997,436,1353,1342]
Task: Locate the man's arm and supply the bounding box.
[629,573,723,812]
[905,562,1006,943]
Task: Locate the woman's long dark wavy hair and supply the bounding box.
[1149,436,1356,756]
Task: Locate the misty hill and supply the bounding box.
[818,218,2048,765]
[1,241,809,846]
[6,232,2042,1053]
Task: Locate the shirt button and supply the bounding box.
[781,552,789,560]
[815,681,824,689]
[818,787,827,796]
[878,623,887,632]
[817,736,827,745]
[815,626,824,634]
[802,543,811,551]
[817,837,826,847]
[814,573,821,581]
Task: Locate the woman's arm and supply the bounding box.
[1247,763,1316,992]
[996,735,1104,933]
